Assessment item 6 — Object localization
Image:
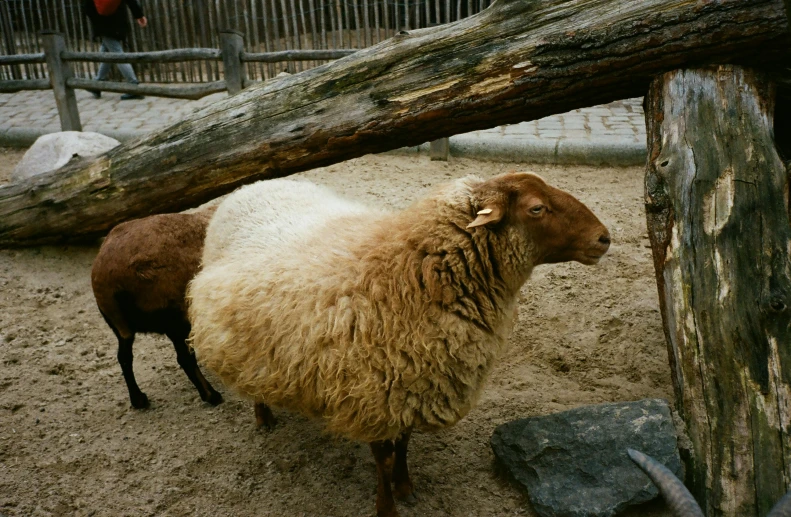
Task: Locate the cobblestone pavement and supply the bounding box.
[0,88,646,162]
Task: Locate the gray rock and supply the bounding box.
[490,398,682,517]
[11,131,119,181]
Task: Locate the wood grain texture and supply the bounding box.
[644,66,791,516]
[1,0,790,246]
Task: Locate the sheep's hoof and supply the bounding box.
[204,391,224,406]
[130,393,150,409]
[256,415,278,431]
[395,489,418,506]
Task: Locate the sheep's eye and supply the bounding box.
[529,205,545,215]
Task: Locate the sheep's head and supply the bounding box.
[468,172,610,266]
[628,449,791,517]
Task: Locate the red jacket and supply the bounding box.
[83,0,144,42]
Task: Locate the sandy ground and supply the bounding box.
[0,148,673,517]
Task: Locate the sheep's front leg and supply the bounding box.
[370,440,399,517]
[393,430,416,503]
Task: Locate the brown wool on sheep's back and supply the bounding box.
[91,206,223,409]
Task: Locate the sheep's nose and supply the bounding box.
[599,234,611,246]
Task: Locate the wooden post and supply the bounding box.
[429,137,449,161]
[644,66,791,516]
[220,30,245,95]
[41,31,81,132]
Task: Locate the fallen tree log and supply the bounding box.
[645,66,791,515]
[0,0,790,246]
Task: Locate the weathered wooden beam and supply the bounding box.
[1,0,790,246]
[241,49,357,62]
[67,78,227,100]
[0,79,51,93]
[0,53,46,65]
[644,66,791,516]
[60,48,222,63]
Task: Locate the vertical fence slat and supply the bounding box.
[75,0,92,79]
[288,0,302,71]
[343,0,353,47]
[278,0,293,59]
[259,0,275,78]
[160,0,175,81]
[363,0,371,46]
[0,0,20,80]
[298,0,312,70]
[208,0,222,80]
[170,0,187,81]
[246,0,260,80]
[174,0,194,82]
[351,0,362,48]
[19,0,37,78]
[194,0,210,81]
[185,0,199,81]
[383,0,391,40]
[318,0,327,49]
[372,0,380,43]
[306,0,318,52]
[330,0,340,49]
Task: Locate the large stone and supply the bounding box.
[11,131,119,181]
[490,399,682,517]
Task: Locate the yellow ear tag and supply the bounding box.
[477,209,493,215]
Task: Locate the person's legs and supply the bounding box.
[95,41,112,81]
[89,41,111,99]
[100,37,144,100]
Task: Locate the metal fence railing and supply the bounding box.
[0,0,493,83]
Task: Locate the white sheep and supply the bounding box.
[188,172,611,517]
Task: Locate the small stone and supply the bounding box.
[11,131,119,181]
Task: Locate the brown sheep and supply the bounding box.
[91,208,223,409]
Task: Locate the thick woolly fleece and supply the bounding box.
[188,177,537,442]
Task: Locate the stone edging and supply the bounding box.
[0,127,647,166]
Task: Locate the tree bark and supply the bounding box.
[644,66,791,516]
[1,0,790,246]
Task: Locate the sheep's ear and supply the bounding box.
[467,205,503,229]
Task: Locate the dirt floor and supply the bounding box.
[0,148,673,517]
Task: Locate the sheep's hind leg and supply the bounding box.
[167,329,223,406]
[393,430,417,504]
[370,440,399,517]
[116,334,149,409]
[254,402,277,430]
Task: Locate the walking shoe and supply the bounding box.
[120,93,144,100]
[88,89,101,99]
